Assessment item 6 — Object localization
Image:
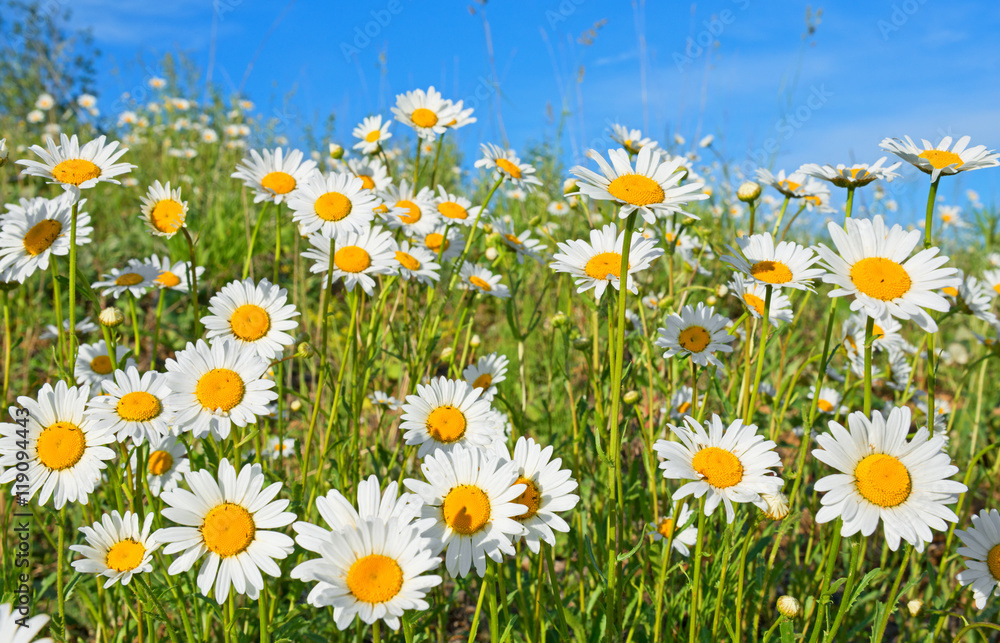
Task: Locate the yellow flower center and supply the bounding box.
[36,421,87,471]
[993,284,1000,296]
[817,399,834,413]
[495,158,523,179]
[116,391,163,422]
[942,286,958,297]
[918,149,964,170]
[743,292,766,317]
[512,476,542,521]
[148,450,174,475]
[230,304,271,342]
[750,260,793,284]
[315,192,352,221]
[396,200,421,224]
[364,130,381,143]
[584,252,624,280]
[410,108,438,128]
[156,271,182,288]
[23,219,63,255]
[395,251,421,271]
[150,200,185,234]
[850,257,911,301]
[425,233,449,252]
[472,373,493,390]
[426,405,466,443]
[438,202,468,220]
[778,179,801,193]
[90,355,114,375]
[261,171,296,195]
[105,539,146,573]
[505,233,523,246]
[469,275,492,291]
[195,368,245,412]
[677,326,711,353]
[676,402,691,415]
[657,517,675,539]
[872,324,885,339]
[692,446,744,488]
[854,453,911,507]
[358,175,375,190]
[606,174,665,206]
[988,544,1000,581]
[346,554,404,604]
[334,246,372,273]
[442,485,491,535]
[51,159,102,185]
[115,273,144,287]
[201,503,255,558]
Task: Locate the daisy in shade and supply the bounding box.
[880,135,1000,182]
[728,272,794,326]
[155,458,296,603]
[86,367,173,444]
[202,278,299,360]
[344,157,392,192]
[667,386,701,420]
[287,172,380,238]
[434,187,484,227]
[92,262,161,299]
[420,226,464,262]
[0,193,92,283]
[399,377,501,457]
[492,217,545,263]
[724,233,824,291]
[391,87,460,141]
[404,444,526,577]
[392,241,440,285]
[649,501,697,556]
[463,353,509,402]
[808,386,844,415]
[550,222,664,301]
[164,338,277,440]
[955,509,1000,609]
[653,414,783,523]
[138,180,188,238]
[41,317,98,341]
[458,264,510,299]
[884,349,913,392]
[493,436,580,553]
[815,214,961,333]
[302,226,397,296]
[134,254,203,293]
[75,340,133,391]
[352,115,392,155]
[0,381,116,508]
[842,311,914,356]
[380,180,439,236]
[474,143,542,190]
[70,510,158,587]
[799,158,902,189]
[17,133,134,192]
[655,303,736,369]
[813,406,966,551]
[609,123,659,155]
[571,146,707,223]
[131,434,189,496]
[231,147,318,204]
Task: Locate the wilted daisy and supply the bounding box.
[799,158,902,188]
[75,340,133,390]
[286,171,380,237]
[92,262,162,299]
[0,602,51,643]
[434,187,484,227]
[131,434,189,496]
[231,147,318,204]
[808,386,843,415]
[463,353,509,402]
[728,272,794,326]
[70,510,158,587]
[41,316,99,341]
[156,458,296,603]
[492,217,545,263]
[474,143,542,190]
[202,278,299,360]
[655,303,736,369]
[85,367,173,444]
[302,226,397,296]
[380,180,439,235]
[458,264,510,299]
[399,377,500,457]
[139,180,188,237]
[136,254,203,293]
[815,215,960,333]
[391,87,460,141]
[0,193,92,283]
[654,414,783,523]
[609,123,658,155]
[880,135,1000,182]
[812,406,965,551]
[404,444,526,577]
[392,241,440,285]
[17,133,134,191]
[649,502,697,556]
[724,233,824,291]
[550,222,664,301]
[352,114,392,155]
[955,509,1000,609]
[0,381,116,508]
[164,338,277,440]
[571,146,707,223]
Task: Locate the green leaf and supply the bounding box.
[616,525,647,562]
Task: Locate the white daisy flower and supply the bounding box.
[202,278,299,360]
[799,158,902,188]
[41,316,98,341]
[164,338,277,440]
[75,341,134,391]
[264,436,296,460]
[880,135,1000,182]
[609,123,659,155]
[814,215,961,333]
[0,602,52,643]
[655,303,736,369]
[572,146,707,223]
[492,217,545,263]
[444,100,476,130]
[35,93,55,110]
[130,434,189,497]
[155,458,296,603]
[379,180,439,236]
[0,381,116,508]
[352,115,392,155]
[404,444,527,577]
[391,87,460,141]
[649,501,697,556]
[70,510,159,588]
[132,255,203,293]
[812,406,966,552]
[458,264,510,299]
[728,272,794,326]
[754,168,823,199]
[884,349,912,392]
[955,509,1000,609]
[86,367,173,445]
[667,386,701,420]
[369,391,402,411]
[231,147,318,204]
[550,222,664,301]
[419,226,464,262]
[138,180,188,238]
[399,377,501,457]
[946,272,998,326]
[808,386,843,415]
[17,133,134,191]
[434,187,484,227]
[723,233,824,292]
[392,241,440,285]
[982,269,1000,298]
[463,353,509,402]
[91,262,162,299]
[937,204,967,228]
[474,143,542,190]
[302,226,397,296]
[287,171,380,238]
[547,201,571,216]
[0,192,92,283]
[842,311,914,356]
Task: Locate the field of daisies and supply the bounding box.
[3,78,1000,643]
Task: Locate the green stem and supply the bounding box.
[844,186,855,219]
[770,195,791,237]
[150,289,166,370]
[924,177,940,250]
[68,199,79,372]
[872,547,911,641]
[467,565,491,643]
[430,134,445,188]
[488,560,500,643]
[57,508,66,637]
[744,286,773,423]
[863,315,874,414]
[823,540,862,642]
[273,203,282,285]
[182,228,201,337]
[747,200,757,236]
[243,201,271,280]
[413,138,422,186]
[50,257,67,370]
[2,290,10,403]
[689,497,707,643]
[128,291,141,359]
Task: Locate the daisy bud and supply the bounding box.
[528,215,542,227]
[737,181,761,202]
[716,284,729,297]
[699,134,715,148]
[761,492,790,521]
[440,346,454,362]
[289,399,303,412]
[296,342,314,358]
[551,311,569,328]
[0,138,7,167]
[470,334,481,348]
[572,336,591,351]
[99,307,125,328]
[328,143,344,159]
[623,390,640,405]
[906,599,923,617]
[706,295,717,306]
[485,247,499,261]
[658,297,673,310]
[563,178,579,195]
[776,596,801,618]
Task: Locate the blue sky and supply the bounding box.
[68,0,1000,216]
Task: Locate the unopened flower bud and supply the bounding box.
[907,599,923,617]
[563,178,579,195]
[572,336,591,351]
[485,247,499,261]
[328,143,344,159]
[289,399,303,412]
[762,492,790,521]
[296,342,314,358]
[716,284,729,297]
[528,215,542,228]
[551,311,569,328]
[440,346,454,362]
[776,596,800,618]
[470,334,481,348]
[738,181,761,203]
[706,295,717,306]
[99,307,125,328]
[699,134,714,148]
[623,390,640,405]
